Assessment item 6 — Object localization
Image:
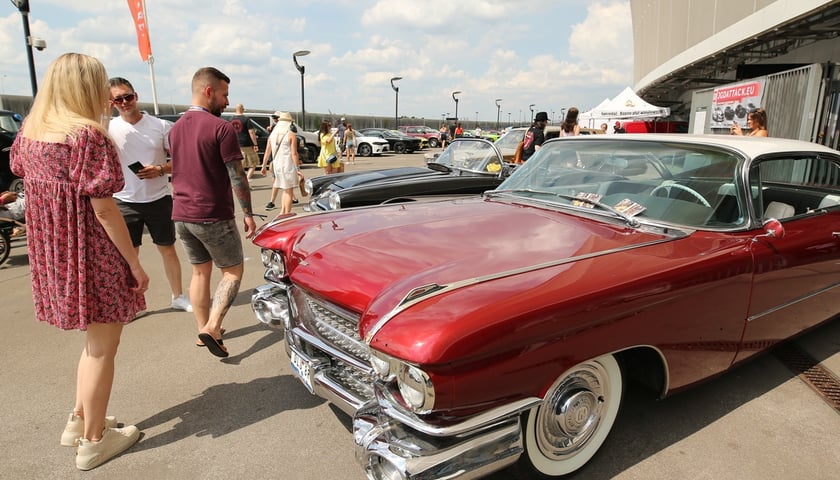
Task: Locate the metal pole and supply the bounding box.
[390,76,402,128]
[495,99,502,130]
[12,1,37,96]
[293,50,310,130]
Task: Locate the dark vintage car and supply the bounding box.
[250,134,840,479]
[360,128,423,153]
[0,110,23,193]
[305,138,512,211]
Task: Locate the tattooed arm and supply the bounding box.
[226,159,257,238]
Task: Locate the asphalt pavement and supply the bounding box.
[1,150,838,480]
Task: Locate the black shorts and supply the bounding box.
[116,195,176,247]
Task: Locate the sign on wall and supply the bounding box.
[711,80,765,129]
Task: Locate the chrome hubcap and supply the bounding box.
[535,362,610,460]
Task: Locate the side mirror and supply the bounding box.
[758,218,785,240]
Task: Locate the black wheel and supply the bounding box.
[0,232,10,266]
[305,145,319,163]
[428,138,439,148]
[514,354,623,478]
[394,142,406,154]
[357,143,373,157]
[8,178,23,193]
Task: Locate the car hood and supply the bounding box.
[255,196,675,329]
[329,167,443,190]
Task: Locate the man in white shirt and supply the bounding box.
[108,77,191,312]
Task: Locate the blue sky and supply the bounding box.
[0,0,633,126]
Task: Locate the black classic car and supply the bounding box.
[359,128,423,153]
[305,138,514,210]
[0,110,23,193]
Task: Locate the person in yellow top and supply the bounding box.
[317,120,341,174]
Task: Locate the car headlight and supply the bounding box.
[260,248,286,282]
[370,350,435,413]
[397,364,435,414]
[328,191,342,210]
[304,179,314,196]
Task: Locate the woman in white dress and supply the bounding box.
[260,111,300,214]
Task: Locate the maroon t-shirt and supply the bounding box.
[169,109,243,222]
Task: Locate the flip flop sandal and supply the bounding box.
[196,328,225,347]
[198,333,229,358]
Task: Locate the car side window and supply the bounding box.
[752,155,840,220]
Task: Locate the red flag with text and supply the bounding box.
[127,0,152,61]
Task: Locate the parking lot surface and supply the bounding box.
[1,150,838,480]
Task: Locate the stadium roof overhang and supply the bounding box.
[636,2,840,116]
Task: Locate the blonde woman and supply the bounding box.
[10,53,147,470]
[261,111,300,213]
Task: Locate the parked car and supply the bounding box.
[158,113,311,163]
[0,110,23,193]
[250,134,840,479]
[398,125,441,148]
[359,128,422,153]
[304,138,512,211]
[495,125,605,161]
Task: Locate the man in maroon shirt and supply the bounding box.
[168,67,255,358]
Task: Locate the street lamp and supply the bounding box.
[495,99,502,130]
[292,50,310,129]
[475,111,479,128]
[390,76,402,128]
[529,104,535,123]
[507,112,511,125]
[11,0,43,97]
[452,90,462,124]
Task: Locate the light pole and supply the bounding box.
[495,99,502,130]
[293,50,310,130]
[529,104,535,123]
[507,112,511,125]
[475,111,479,128]
[390,76,402,128]
[11,0,42,97]
[452,90,461,125]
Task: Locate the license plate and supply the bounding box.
[290,350,314,393]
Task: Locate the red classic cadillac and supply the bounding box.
[251,134,840,480]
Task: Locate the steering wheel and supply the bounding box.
[650,183,711,207]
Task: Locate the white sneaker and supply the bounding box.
[170,294,193,312]
[76,425,140,471]
[61,413,118,447]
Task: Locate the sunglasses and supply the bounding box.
[111,93,136,104]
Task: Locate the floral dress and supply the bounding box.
[10,126,145,330]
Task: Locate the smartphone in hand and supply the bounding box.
[127,161,145,175]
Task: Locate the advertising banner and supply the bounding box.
[127,0,152,61]
[711,79,765,129]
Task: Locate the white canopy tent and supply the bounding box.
[580,87,670,128]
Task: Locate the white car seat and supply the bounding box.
[764,201,795,219]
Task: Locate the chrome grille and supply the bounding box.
[306,298,370,362]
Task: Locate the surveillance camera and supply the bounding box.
[31,38,46,51]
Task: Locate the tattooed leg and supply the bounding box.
[203,263,244,338]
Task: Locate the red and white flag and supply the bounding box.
[127,0,152,61]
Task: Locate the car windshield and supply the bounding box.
[495,129,525,149]
[0,111,22,135]
[493,139,746,229]
[433,139,504,174]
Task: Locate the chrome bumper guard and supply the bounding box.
[251,283,290,330]
[353,398,525,480]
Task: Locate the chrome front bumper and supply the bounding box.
[252,281,537,480]
[354,398,526,480]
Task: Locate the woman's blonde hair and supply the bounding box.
[24,53,111,140]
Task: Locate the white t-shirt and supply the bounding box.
[109,114,173,203]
